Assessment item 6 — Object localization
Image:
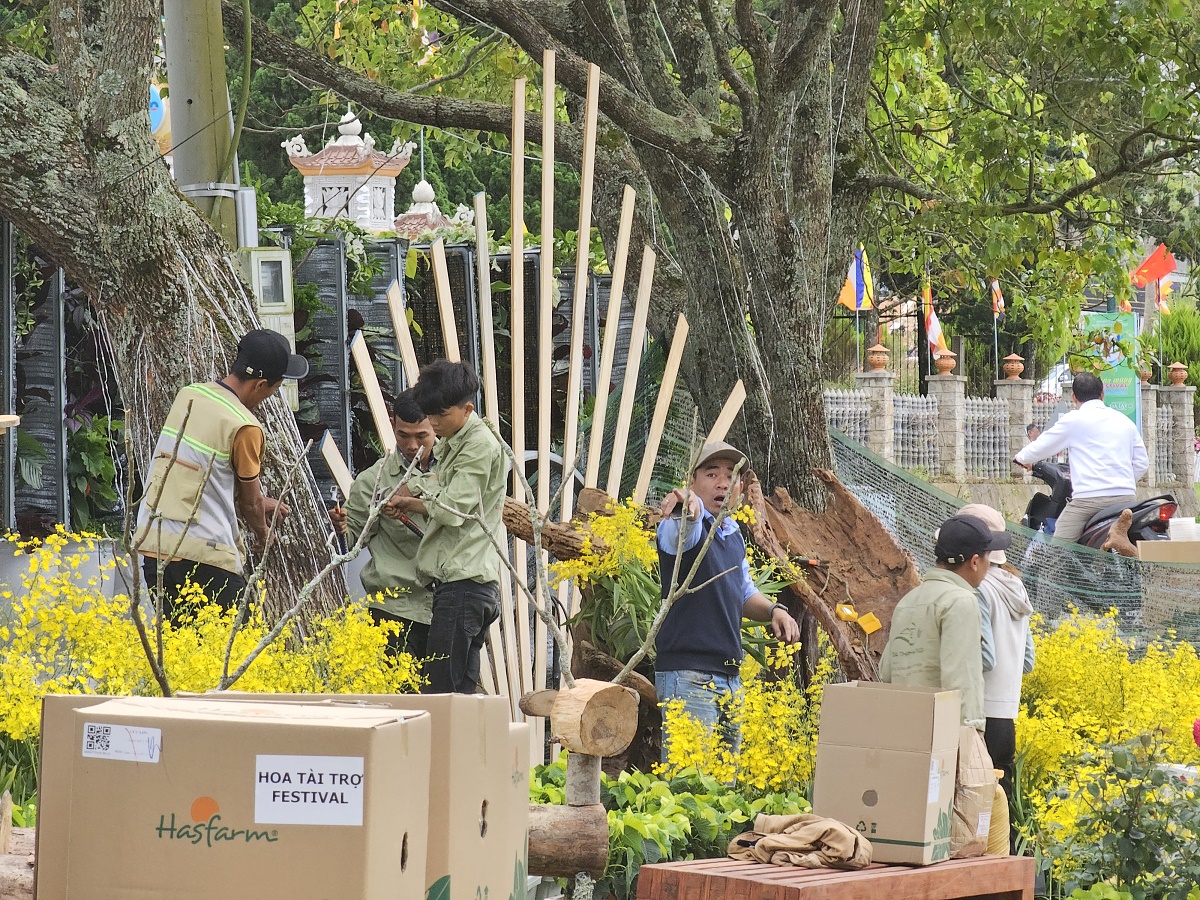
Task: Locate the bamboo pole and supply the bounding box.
[319,430,354,498]
[476,191,524,715]
[706,379,747,443]
[509,78,534,707]
[431,239,461,363]
[535,49,556,711]
[584,185,636,489]
[349,330,397,454]
[559,62,600,523]
[632,313,690,505]
[386,278,420,385]
[604,246,655,497]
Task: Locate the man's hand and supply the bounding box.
[329,505,348,536]
[1012,458,1031,471]
[384,486,425,519]
[660,487,701,520]
[771,604,801,643]
[262,496,291,521]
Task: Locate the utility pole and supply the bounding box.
[163,0,239,247]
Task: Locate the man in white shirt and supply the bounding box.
[1013,372,1149,543]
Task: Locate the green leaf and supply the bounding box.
[425,875,451,900]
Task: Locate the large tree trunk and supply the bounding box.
[0,2,343,616]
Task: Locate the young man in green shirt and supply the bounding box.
[330,389,436,656]
[880,513,1011,732]
[387,360,507,693]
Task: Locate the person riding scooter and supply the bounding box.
[1013,372,1149,545]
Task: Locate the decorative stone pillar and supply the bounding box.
[1140,383,1158,487]
[925,372,967,480]
[855,369,896,462]
[995,374,1034,477]
[1160,384,1196,493]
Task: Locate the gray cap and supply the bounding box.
[693,441,748,473]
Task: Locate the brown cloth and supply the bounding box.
[728,814,873,870]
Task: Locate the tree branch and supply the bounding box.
[698,0,756,130]
[733,0,772,91]
[409,32,502,94]
[624,0,693,116]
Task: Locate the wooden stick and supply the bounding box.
[706,379,747,443]
[349,330,396,454]
[386,278,420,385]
[559,62,600,522]
[510,77,534,705]
[535,48,556,725]
[319,431,354,498]
[476,191,524,716]
[431,239,461,362]
[604,246,656,497]
[633,313,690,505]
[584,185,636,488]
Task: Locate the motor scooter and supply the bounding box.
[1020,460,1176,547]
[1019,461,1176,622]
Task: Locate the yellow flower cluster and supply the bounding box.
[1017,609,1200,846]
[658,634,838,794]
[0,530,423,744]
[550,499,658,587]
[729,503,757,525]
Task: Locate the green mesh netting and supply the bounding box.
[830,428,1200,643]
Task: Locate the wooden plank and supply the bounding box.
[509,77,534,716]
[583,184,636,488]
[534,48,556,722]
[386,278,420,385]
[604,245,655,496]
[319,431,354,498]
[430,238,461,363]
[632,313,689,505]
[349,330,396,454]
[0,415,19,432]
[706,379,747,445]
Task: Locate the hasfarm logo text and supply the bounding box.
[156,796,279,847]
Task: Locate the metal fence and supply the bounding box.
[892,394,940,473]
[825,302,923,394]
[822,388,870,444]
[964,397,1011,479]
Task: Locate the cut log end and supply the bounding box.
[550,678,639,757]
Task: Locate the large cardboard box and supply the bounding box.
[41,696,431,900]
[1138,539,1200,564]
[179,693,531,900]
[812,682,960,865]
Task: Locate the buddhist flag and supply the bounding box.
[990,278,1005,324]
[923,281,948,353]
[1131,243,1177,288]
[837,246,874,311]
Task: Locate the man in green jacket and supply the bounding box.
[880,514,1011,731]
[330,389,437,656]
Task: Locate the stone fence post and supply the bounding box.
[854,369,896,463]
[995,375,1033,477]
[925,373,966,480]
[1159,384,1196,495]
[1140,382,1158,487]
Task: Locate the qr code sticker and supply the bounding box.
[85,723,112,753]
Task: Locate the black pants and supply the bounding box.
[985,716,1017,854]
[142,557,246,624]
[423,580,500,694]
[369,607,430,659]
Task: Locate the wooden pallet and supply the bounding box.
[635,855,1035,900]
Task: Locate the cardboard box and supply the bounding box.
[39,697,431,900]
[1138,539,1200,564]
[177,693,530,900]
[812,682,960,865]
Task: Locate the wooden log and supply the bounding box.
[565,752,602,807]
[549,678,639,757]
[519,689,559,718]
[502,498,597,559]
[0,792,11,854]
[528,803,609,878]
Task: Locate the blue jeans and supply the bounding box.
[655,669,741,764]
[423,580,500,693]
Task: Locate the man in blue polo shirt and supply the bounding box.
[655,441,800,761]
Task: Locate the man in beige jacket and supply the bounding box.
[880,514,1011,731]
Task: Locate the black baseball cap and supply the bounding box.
[934,514,1012,566]
[233,329,309,382]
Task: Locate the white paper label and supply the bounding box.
[927,759,941,803]
[976,810,992,838]
[254,755,365,826]
[82,722,162,763]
